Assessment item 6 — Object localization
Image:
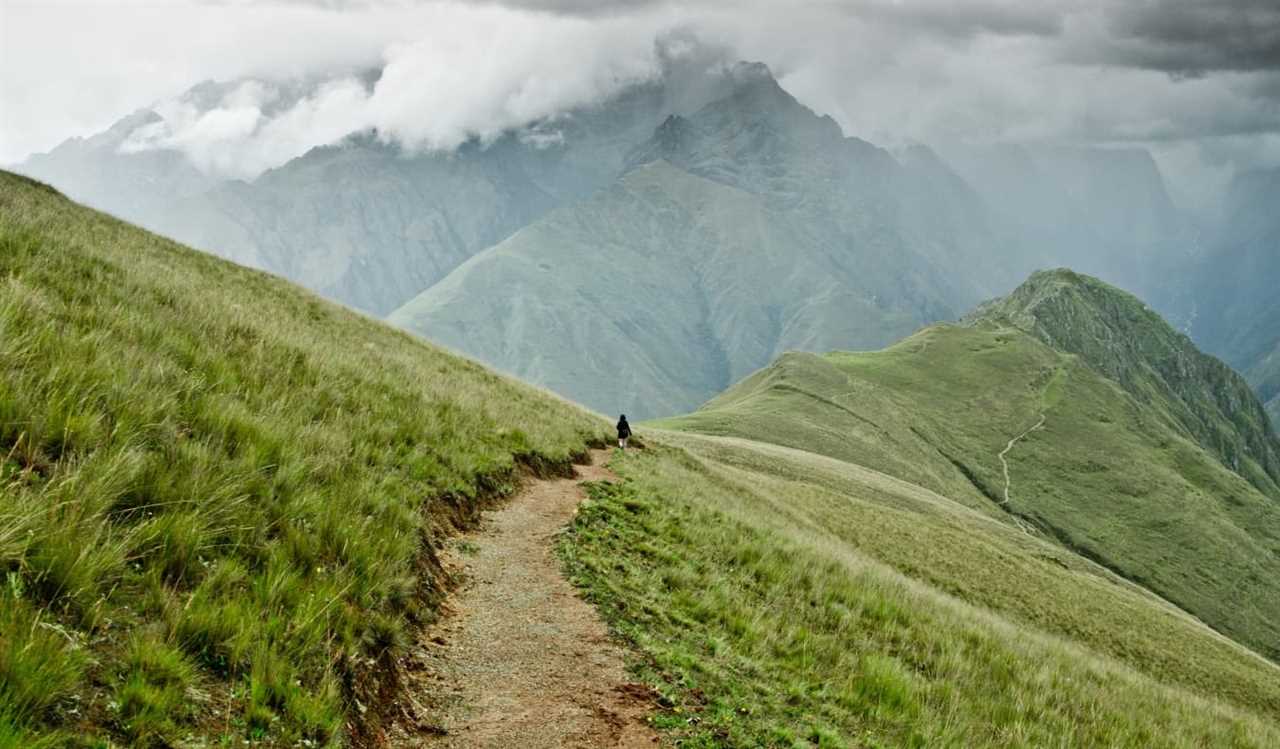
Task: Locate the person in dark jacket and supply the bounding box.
[616,415,632,450]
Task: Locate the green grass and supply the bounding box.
[655,323,1280,662]
[561,444,1280,747]
[0,171,609,746]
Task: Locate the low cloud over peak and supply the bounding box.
[4,0,1279,210]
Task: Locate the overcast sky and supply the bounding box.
[2,0,1279,213]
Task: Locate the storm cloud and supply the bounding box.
[1094,0,1280,75]
[3,0,1279,212]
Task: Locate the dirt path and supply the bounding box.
[997,414,1046,507]
[388,449,659,748]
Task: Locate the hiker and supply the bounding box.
[616,414,632,450]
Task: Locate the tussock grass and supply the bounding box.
[0,171,609,745]
[562,445,1280,746]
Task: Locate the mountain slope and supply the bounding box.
[392,65,1030,418]
[973,268,1280,495]
[1252,352,1280,428]
[0,171,608,746]
[657,273,1280,662]
[16,65,743,316]
[559,437,1280,746]
[391,160,948,418]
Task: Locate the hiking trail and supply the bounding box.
[998,414,1046,507]
[387,449,658,748]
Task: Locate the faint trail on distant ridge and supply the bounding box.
[998,414,1046,508]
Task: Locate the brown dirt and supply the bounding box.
[387,449,660,748]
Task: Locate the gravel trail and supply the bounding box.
[388,449,658,748]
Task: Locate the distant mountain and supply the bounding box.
[17,61,1213,419]
[15,64,743,315]
[393,159,914,417]
[1186,168,1280,429]
[15,108,220,234]
[972,269,1280,495]
[657,269,1280,660]
[392,65,1031,418]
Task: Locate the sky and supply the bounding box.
[2,0,1279,215]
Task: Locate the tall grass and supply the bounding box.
[561,445,1280,747]
[0,171,609,745]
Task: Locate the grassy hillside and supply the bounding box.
[0,171,609,747]
[655,321,1280,662]
[974,268,1280,496]
[561,441,1280,746]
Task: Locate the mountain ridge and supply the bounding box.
[658,269,1280,661]
[970,268,1280,495]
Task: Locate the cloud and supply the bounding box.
[0,0,426,164]
[4,0,1280,210]
[361,5,664,151]
[97,3,669,178]
[1095,0,1280,75]
[120,77,378,177]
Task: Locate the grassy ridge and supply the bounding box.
[0,171,608,746]
[562,445,1280,747]
[973,268,1280,496]
[655,323,1280,662]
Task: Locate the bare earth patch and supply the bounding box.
[388,449,659,748]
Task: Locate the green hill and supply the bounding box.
[656,274,1280,663]
[0,171,608,747]
[560,437,1280,746]
[973,268,1280,495]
